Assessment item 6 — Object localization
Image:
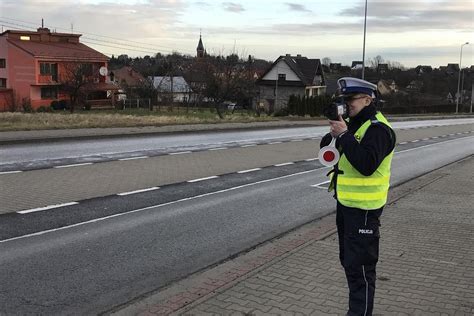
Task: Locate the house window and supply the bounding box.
[41,87,58,99]
[0,78,6,88]
[0,59,5,68]
[20,36,30,41]
[40,63,58,75]
[278,73,286,81]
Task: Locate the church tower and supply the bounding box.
[196,32,205,58]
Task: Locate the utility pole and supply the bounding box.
[456,42,469,113]
[361,0,368,80]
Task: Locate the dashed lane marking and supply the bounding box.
[0,170,23,175]
[305,158,318,162]
[187,175,219,183]
[118,156,149,161]
[274,162,294,167]
[17,202,79,214]
[237,168,262,174]
[117,187,160,196]
[53,163,93,168]
[169,151,192,155]
[268,141,282,145]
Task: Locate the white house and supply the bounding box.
[150,76,193,103]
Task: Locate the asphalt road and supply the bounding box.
[0,120,473,315]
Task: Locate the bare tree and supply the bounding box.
[370,55,384,69]
[60,62,94,113]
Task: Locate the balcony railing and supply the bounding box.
[38,74,59,84]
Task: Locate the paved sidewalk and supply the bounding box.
[114,155,474,316]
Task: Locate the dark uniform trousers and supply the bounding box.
[336,201,383,316]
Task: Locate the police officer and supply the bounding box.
[320,77,396,316]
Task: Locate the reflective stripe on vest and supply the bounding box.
[336,112,393,210]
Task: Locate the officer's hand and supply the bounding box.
[329,115,348,138]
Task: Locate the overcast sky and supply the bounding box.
[1,0,473,67]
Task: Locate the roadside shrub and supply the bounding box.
[37,105,53,113]
[21,97,33,113]
[274,107,289,117]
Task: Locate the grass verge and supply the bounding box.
[0,109,278,131]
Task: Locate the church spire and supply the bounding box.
[197,31,205,58]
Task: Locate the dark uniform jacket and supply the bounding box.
[320,105,396,195]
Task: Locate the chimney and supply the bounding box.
[37,27,50,34]
[285,54,291,57]
[296,54,302,57]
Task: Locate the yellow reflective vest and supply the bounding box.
[336,112,394,210]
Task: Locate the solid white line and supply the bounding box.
[0,168,321,244]
[169,151,192,155]
[305,158,318,161]
[118,156,149,161]
[396,135,474,154]
[274,162,294,167]
[187,175,219,183]
[0,170,23,175]
[117,187,160,196]
[17,202,79,214]
[237,168,262,174]
[268,141,283,145]
[209,147,227,151]
[54,163,93,169]
[241,144,257,148]
[4,136,471,243]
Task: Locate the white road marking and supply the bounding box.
[1,168,321,244]
[274,162,294,167]
[118,156,149,161]
[169,151,192,155]
[187,175,219,183]
[117,187,160,196]
[54,163,93,168]
[399,142,408,145]
[17,202,79,214]
[422,138,430,141]
[291,139,303,142]
[0,170,23,175]
[305,158,318,161]
[268,141,282,145]
[241,144,257,148]
[3,136,472,243]
[411,140,419,143]
[310,180,330,189]
[432,136,439,139]
[237,168,262,174]
[209,147,227,151]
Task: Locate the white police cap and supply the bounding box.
[337,77,377,98]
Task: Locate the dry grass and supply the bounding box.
[0,110,277,131]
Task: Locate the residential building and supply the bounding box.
[150,76,193,103]
[0,27,115,111]
[256,54,326,112]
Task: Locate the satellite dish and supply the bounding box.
[99,66,108,76]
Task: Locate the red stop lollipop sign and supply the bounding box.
[318,137,340,167]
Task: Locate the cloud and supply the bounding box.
[285,3,311,13]
[222,2,245,13]
[339,0,472,31]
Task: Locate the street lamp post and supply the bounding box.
[456,42,469,114]
[361,0,368,80]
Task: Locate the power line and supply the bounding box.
[0,17,195,55]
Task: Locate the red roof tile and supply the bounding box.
[7,39,108,62]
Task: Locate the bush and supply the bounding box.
[21,97,32,113]
[274,107,289,117]
[37,105,53,113]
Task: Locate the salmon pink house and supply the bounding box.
[0,27,116,111]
